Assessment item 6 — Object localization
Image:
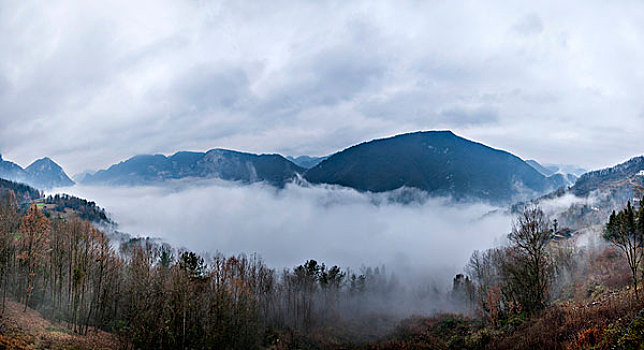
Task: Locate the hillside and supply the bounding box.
[41,194,111,224]
[572,156,644,199]
[82,149,305,186]
[304,131,567,204]
[0,178,109,224]
[0,178,42,203]
[0,299,119,350]
[527,155,644,229]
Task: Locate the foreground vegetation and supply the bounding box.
[0,190,427,349]
[1,186,644,349]
[356,199,644,349]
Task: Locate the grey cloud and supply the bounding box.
[254,41,389,121]
[440,106,499,125]
[170,66,252,111]
[1,0,644,174]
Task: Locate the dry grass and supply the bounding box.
[0,299,121,350]
[491,289,642,350]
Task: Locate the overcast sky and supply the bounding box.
[1,0,643,174]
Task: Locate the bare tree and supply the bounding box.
[503,205,552,314]
[18,205,50,312]
[0,192,20,315]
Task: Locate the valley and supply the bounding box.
[1,130,643,349]
[2,2,643,347]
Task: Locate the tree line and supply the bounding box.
[0,178,41,204]
[43,193,111,223]
[4,184,641,349]
[461,198,644,328]
[0,190,414,349]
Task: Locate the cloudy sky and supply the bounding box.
[1,0,643,174]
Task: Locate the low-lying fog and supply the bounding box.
[52,180,512,286]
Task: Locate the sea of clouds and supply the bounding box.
[52,180,512,286]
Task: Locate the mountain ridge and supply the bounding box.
[303,130,567,204]
[286,155,328,169]
[81,148,305,186]
[523,155,644,230]
[0,154,74,189]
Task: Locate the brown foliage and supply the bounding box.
[490,290,642,350]
[568,328,601,350]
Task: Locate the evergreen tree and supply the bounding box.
[603,202,643,300]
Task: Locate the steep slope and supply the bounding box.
[304,131,566,203]
[0,298,119,349]
[82,149,305,186]
[25,157,75,188]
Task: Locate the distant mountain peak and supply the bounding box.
[526,159,581,186]
[25,157,75,189]
[28,157,55,166]
[286,155,328,169]
[0,155,74,189]
[26,157,62,171]
[304,130,565,204]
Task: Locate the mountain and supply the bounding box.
[0,154,28,182]
[81,149,305,186]
[526,160,555,176]
[544,163,587,177]
[25,157,75,189]
[525,156,644,229]
[303,131,567,204]
[526,160,586,178]
[72,170,97,183]
[526,159,580,185]
[286,155,328,169]
[572,156,644,199]
[0,154,74,189]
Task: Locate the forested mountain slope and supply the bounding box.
[81,149,304,186]
[304,131,567,204]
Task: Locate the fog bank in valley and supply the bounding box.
[53,180,511,286]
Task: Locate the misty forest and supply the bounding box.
[3,1,644,350]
